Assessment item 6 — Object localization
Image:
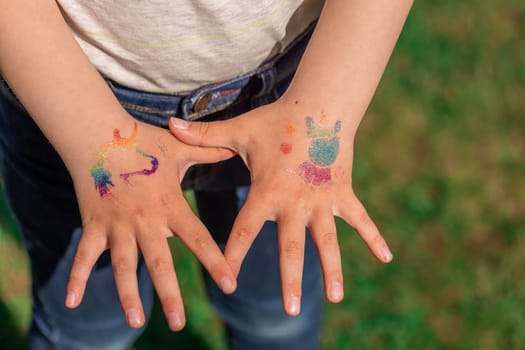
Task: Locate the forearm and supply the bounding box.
[0,0,131,177]
[281,0,414,132]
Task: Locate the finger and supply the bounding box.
[109,228,145,328]
[66,224,107,309]
[308,209,344,303]
[337,193,393,263]
[169,118,237,150]
[168,202,237,294]
[137,227,185,331]
[278,214,306,316]
[224,194,270,277]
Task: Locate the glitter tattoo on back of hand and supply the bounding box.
[298,116,342,186]
[91,122,159,199]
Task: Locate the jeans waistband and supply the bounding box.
[107,21,316,125]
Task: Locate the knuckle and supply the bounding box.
[95,233,108,248]
[113,257,133,276]
[80,228,107,246]
[82,218,94,229]
[233,227,253,246]
[285,281,302,297]
[133,207,145,219]
[159,195,170,209]
[209,261,224,276]
[73,249,90,266]
[81,215,99,228]
[71,257,91,281]
[319,231,338,247]
[283,240,302,259]
[194,234,211,250]
[67,273,84,287]
[255,190,276,208]
[159,296,179,310]
[358,210,371,224]
[371,234,386,246]
[226,258,242,275]
[149,257,172,276]
[328,271,343,282]
[161,193,179,213]
[120,234,136,247]
[353,208,371,227]
[119,295,138,309]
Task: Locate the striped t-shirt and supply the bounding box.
[57,0,324,93]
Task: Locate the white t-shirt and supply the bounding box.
[57,0,324,93]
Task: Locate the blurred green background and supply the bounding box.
[1,0,524,349]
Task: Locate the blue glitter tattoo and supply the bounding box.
[306,117,342,167]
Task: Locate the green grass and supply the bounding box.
[1,0,525,348]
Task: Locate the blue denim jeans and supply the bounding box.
[0,23,322,350]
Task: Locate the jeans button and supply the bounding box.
[194,93,212,113]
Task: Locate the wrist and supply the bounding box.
[273,93,362,137]
[56,111,137,179]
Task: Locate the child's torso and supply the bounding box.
[57,0,324,93]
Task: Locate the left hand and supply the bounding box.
[66,120,237,331]
[169,101,393,316]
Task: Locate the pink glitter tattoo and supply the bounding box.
[298,162,331,186]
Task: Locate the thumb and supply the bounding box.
[185,145,236,167]
[170,118,237,151]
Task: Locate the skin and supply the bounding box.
[0,0,237,331]
[0,0,414,328]
[170,0,414,316]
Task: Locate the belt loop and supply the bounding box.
[255,62,277,97]
[181,93,197,119]
[251,62,277,107]
[180,79,247,121]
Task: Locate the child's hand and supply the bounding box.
[169,102,393,316]
[66,121,236,331]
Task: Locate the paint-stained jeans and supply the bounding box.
[0,23,323,350]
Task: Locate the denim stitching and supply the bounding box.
[120,102,179,116]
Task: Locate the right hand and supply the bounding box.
[65,120,237,331]
[169,102,393,316]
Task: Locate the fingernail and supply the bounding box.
[65,291,76,308]
[220,277,236,294]
[126,309,143,327]
[382,245,393,263]
[329,282,344,302]
[168,312,184,331]
[287,296,301,316]
[170,118,189,130]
